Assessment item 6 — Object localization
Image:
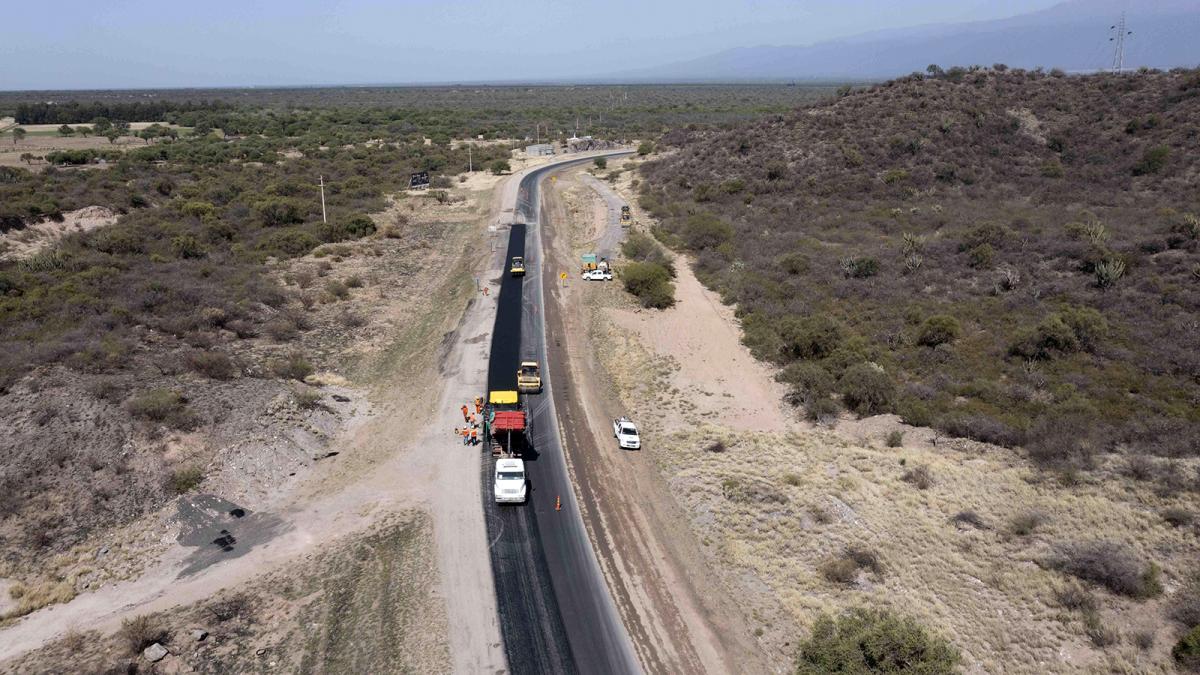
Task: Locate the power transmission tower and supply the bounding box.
[1109,12,1132,73]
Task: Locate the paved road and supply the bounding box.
[481,154,640,675]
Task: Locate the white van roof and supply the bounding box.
[497,458,525,471]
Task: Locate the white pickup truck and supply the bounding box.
[582,269,613,281]
[612,417,641,450]
[494,458,527,504]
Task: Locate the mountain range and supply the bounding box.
[609,0,1200,82]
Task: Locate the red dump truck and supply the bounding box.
[486,390,526,458]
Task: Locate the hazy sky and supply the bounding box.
[2,0,1066,90]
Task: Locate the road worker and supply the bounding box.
[470,427,479,446]
[461,404,470,422]
[461,427,471,445]
[470,413,477,425]
[474,397,483,414]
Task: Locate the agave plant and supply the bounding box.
[1094,258,1126,289]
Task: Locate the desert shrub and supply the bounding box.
[951,510,988,529]
[779,315,843,361]
[171,233,207,259]
[185,350,236,379]
[1009,315,1081,359]
[840,256,879,279]
[168,466,204,494]
[704,440,726,453]
[885,430,904,448]
[119,615,167,654]
[327,215,376,241]
[254,197,305,227]
[797,608,960,675]
[680,212,733,250]
[264,317,299,341]
[270,351,313,381]
[916,315,962,347]
[621,261,675,308]
[778,362,835,399]
[1132,145,1170,176]
[324,279,350,300]
[837,363,896,416]
[1171,579,1200,627]
[1132,630,1155,651]
[637,141,654,156]
[967,243,994,268]
[293,386,322,410]
[1010,510,1048,536]
[901,465,933,490]
[258,228,320,258]
[936,414,1025,448]
[126,389,197,430]
[1174,626,1200,671]
[592,157,607,170]
[1171,506,1200,528]
[820,546,882,585]
[1047,541,1162,599]
[207,593,254,623]
[621,231,674,272]
[806,397,841,424]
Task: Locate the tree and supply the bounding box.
[593,157,607,170]
[637,141,654,156]
[92,117,112,133]
[76,125,93,138]
[58,124,75,137]
[104,130,120,145]
[11,127,25,146]
[19,153,34,165]
[489,159,510,175]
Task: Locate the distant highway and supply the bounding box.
[481,153,640,675]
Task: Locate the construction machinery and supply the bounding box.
[580,253,610,275]
[510,256,525,276]
[485,390,526,458]
[517,361,542,394]
[620,205,632,224]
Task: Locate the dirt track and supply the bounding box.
[540,167,770,674]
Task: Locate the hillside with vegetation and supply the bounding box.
[640,67,1200,475]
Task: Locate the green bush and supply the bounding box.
[1048,541,1163,599]
[1132,145,1170,176]
[797,608,960,674]
[490,159,510,175]
[1010,307,1106,359]
[126,389,198,430]
[1173,625,1200,670]
[916,315,962,347]
[168,466,205,494]
[778,362,835,398]
[270,351,314,381]
[780,315,843,361]
[621,232,674,273]
[592,157,607,170]
[621,262,675,309]
[681,212,734,250]
[258,228,320,258]
[838,363,897,416]
[636,141,654,156]
[967,243,994,268]
[170,234,207,259]
[254,197,305,227]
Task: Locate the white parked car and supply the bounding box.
[612,417,641,450]
[582,269,613,281]
[494,458,527,504]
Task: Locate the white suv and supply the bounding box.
[494,458,527,504]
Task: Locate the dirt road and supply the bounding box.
[540,167,771,675]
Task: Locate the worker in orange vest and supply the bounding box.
[470,426,479,446]
[460,427,470,445]
[470,413,477,425]
[474,397,483,414]
[461,404,469,422]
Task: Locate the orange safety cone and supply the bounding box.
[555,495,561,512]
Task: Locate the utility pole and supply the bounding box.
[468,145,473,173]
[318,175,327,224]
[1110,12,1132,73]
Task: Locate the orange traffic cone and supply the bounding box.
[555,495,561,511]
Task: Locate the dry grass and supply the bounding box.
[2,580,76,621]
